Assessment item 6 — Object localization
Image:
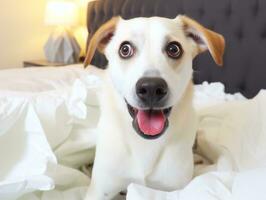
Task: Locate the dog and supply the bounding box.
[84,15,225,199]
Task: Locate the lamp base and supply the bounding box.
[44,27,81,64]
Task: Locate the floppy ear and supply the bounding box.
[84,17,120,68]
[177,15,225,66]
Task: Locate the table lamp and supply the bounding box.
[44,0,81,64]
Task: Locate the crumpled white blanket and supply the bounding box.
[0,98,56,200]
[0,65,264,200]
[128,168,266,200]
[0,66,99,200]
[194,81,246,109]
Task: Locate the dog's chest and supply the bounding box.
[129,139,165,177]
[127,140,193,190]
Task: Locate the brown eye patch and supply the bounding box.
[165,41,183,59]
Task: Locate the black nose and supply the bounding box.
[136,77,168,106]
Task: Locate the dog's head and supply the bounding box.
[85,16,225,139]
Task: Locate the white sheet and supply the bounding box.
[0,65,264,200]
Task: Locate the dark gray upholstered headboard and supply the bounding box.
[86,0,266,98]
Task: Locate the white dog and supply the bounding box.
[84,15,225,200]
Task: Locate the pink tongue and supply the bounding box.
[137,110,166,136]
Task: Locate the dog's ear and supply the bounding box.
[84,17,120,68]
[177,15,225,66]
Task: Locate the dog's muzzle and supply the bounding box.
[126,77,172,139]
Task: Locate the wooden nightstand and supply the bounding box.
[23,59,84,68]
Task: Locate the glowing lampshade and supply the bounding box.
[45,1,79,26]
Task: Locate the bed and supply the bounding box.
[1,0,266,199]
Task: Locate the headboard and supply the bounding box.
[86,0,266,98]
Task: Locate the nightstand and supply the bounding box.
[23,59,84,68]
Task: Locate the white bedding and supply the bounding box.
[1,65,265,200]
[0,65,97,200]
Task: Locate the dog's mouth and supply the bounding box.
[126,101,172,139]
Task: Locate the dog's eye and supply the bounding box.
[119,42,134,59]
[166,42,183,59]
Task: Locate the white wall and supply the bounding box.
[0,0,54,68]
